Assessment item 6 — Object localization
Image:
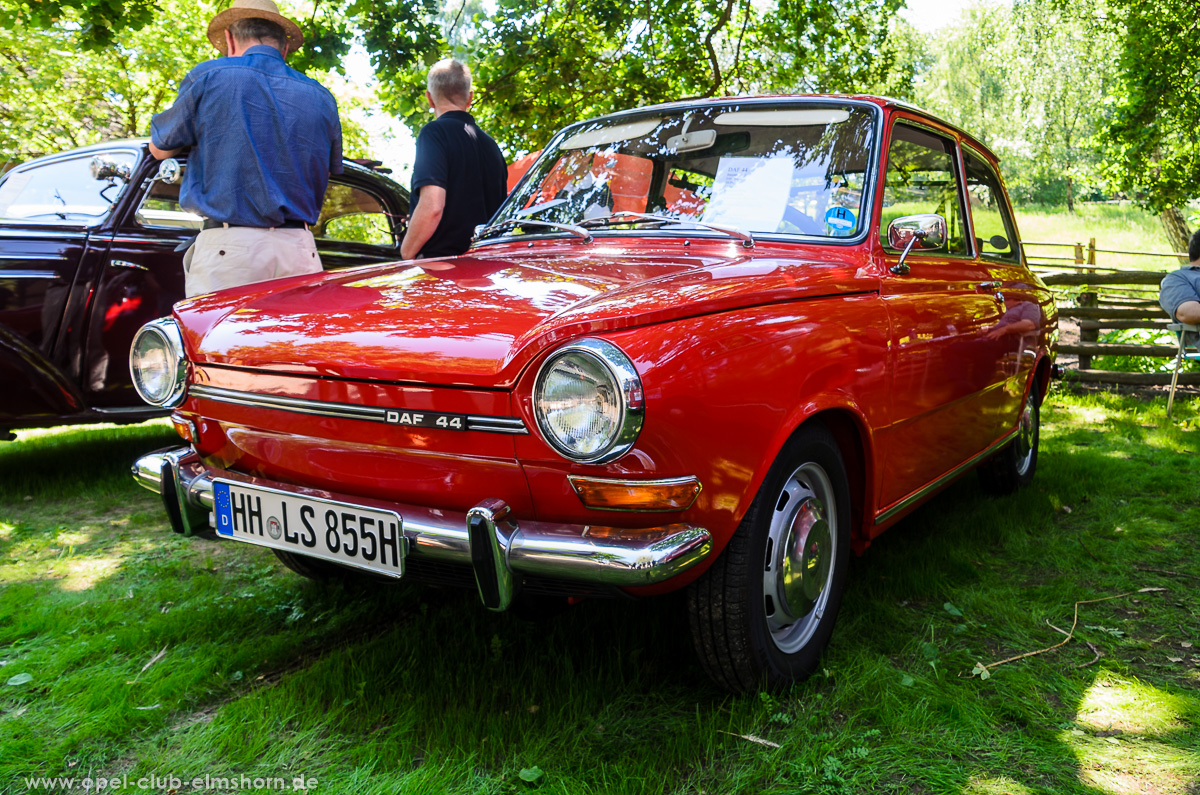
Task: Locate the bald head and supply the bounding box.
[427,59,472,109]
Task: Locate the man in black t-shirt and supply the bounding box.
[400,59,507,260]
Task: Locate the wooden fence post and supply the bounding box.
[1077,240,1097,369]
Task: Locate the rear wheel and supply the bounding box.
[687,425,851,691]
[977,385,1040,495]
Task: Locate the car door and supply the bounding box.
[961,144,1040,423]
[0,148,139,422]
[82,154,194,409]
[876,120,1010,509]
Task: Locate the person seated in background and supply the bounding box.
[1159,229,1200,324]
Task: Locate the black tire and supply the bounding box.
[272,549,355,580]
[687,424,851,692]
[976,385,1040,495]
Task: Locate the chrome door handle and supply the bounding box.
[110,260,149,271]
[978,281,1002,291]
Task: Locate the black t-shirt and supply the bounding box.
[410,110,508,258]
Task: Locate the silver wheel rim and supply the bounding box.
[762,461,837,654]
[1014,393,1037,477]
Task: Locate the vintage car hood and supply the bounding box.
[177,244,877,387]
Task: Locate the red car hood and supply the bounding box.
[176,243,877,387]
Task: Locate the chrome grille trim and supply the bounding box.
[190,384,529,434]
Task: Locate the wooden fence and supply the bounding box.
[1025,238,1199,386]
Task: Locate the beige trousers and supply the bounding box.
[183,226,323,298]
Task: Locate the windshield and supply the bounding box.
[0,152,138,224]
[489,102,877,241]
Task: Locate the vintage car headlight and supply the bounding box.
[129,318,188,408]
[533,338,644,464]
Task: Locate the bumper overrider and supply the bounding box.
[133,447,713,611]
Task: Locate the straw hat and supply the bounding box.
[207,0,304,55]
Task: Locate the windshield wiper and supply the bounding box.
[579,211,754,248]
[474,217,593,243]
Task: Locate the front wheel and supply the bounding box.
[687,424,851,691]
[977,385,1040,495]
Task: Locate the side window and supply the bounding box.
[313,182,394,247]
[135,163,202,229]
[880,123,968,256]
[963,148,1018,262]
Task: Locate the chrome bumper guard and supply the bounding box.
[132,447,712,611]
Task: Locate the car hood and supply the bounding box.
[176,243,877,387]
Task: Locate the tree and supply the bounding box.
[0,0,210,162]
[0,0,373,167]
[1099,0,1199,252]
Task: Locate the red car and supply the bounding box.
[131,96,1057,691]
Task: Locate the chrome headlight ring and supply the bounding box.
[129,317,188,408]
[532,338,644,465]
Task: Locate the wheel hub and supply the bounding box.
[777,496,831,622]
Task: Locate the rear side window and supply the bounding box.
[963,147,1019,262]
[880,123,968,255]
[314,183,394,247]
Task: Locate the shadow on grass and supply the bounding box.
[2,407,1197,793]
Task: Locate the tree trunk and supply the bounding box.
[1066,175,1074,213]
[1160,206,1192,263]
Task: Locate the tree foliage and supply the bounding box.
[917,0,1119,209]
[0,0,210,161]
[2,0,913,157]
[1099,0,1200,217]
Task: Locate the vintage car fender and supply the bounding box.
[0,322,84,429]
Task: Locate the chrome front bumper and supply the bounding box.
[132,447,712,610]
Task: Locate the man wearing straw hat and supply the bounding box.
[149,0,343,298]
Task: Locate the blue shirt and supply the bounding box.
[1160,266,1200,321]
[151,45,343,227]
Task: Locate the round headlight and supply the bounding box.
[129,318,187,407]
[533,338,644,464]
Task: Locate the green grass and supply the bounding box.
[2,395,1199,794]
[1017,203,1179,271]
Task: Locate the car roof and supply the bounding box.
[4,139,406,186]
[559,94,1000,165]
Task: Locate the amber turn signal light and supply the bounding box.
[568,475,702,512]
[170,414,197,443]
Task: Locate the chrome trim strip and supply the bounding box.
[190,383,530,435]
[0,229,87,240]
[874,428,1020,525]
[0,269,60,279]
[132,448,712,590]
[0,254,65,261]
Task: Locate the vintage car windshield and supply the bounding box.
[488,102,876,242]
[0,152,138,224]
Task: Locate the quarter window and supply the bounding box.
[880,123,968,255]
[963,147,1018,262]
[313,184,394,247]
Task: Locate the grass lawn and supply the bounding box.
[1,391,1198,794]
[1016,203,1180,271]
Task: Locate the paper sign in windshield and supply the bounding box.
[702,156,794,233]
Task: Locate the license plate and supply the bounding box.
[212,480,404,577]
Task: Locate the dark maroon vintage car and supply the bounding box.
[0,140,409,439]
[131,96,1057,691]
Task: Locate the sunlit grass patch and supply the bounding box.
[2,396,1199,792]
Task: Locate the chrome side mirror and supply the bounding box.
[90,155,132,182]
[886,213,947,275]
[153,158,182,185]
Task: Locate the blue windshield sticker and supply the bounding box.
[824,206,856,235]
